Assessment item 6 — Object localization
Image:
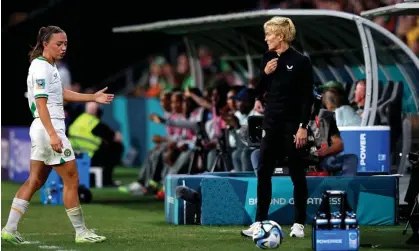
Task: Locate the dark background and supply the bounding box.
[2,0,258,126]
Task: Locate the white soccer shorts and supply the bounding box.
[30,118,75,165]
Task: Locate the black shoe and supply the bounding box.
[406,233,419,245]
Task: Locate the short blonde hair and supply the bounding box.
[263,17,296,43]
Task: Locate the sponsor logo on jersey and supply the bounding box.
[36,79,46,89]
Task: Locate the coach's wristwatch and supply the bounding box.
[299,123,308,129]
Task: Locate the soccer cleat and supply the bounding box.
[1,228,30,244]
[240,221,261,238]
[290,223,305,238]
[156,190,165,200]
[75,229,106,243]
[118,182,146,196]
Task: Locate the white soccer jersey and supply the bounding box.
[27,57,65,119]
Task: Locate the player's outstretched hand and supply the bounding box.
[94,87,114,104]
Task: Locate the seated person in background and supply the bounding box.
[150,88,208,174]
[145,91,186,193]
[318,80,345,95]
[224,88,240,160]
[139,56,167,98]
[119,91,185,195]
[68,102,124,187]
[226,87,241,114]
[224,87,262,172]
[307,109,358,176]
[182,82,231,171]
[162,89,206,175]
[322,89,362,126]
[151,91,175,147]
[351,79,366,116]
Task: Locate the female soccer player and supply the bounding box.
[2,25,113,244]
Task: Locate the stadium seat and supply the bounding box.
[377,80,383,99]
[378,82,403,155]
[378,82,402,124]
[374,81,395,125]
[377,81,394,107]
[369,81,385,125]
[90,166,103,188]
[339,81,347,95]
[347,81,357,103]
[398,118,413,174]
[344,82,352,103]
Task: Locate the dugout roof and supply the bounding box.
[113,9,419,125]
[361,0,419,18]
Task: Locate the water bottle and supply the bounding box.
[345,212,358,229]
[44,181,56,204]
[44,181,63,205]
[330,212,342,229]
[315,213,328,230]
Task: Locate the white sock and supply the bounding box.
[66,206,87,235]
[5,198,30,232]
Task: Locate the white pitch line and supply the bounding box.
[38,245,78,251]
[23,241,41,244]
[39,245,62,249]
[35,240,78,251]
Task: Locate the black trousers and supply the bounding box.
[256,122,308,224]
[405,165,419,233]
[91,141,124,186]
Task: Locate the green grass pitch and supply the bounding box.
[1,168,414,250]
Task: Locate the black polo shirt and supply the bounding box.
[255,47,314,130]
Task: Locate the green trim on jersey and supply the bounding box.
[34,94,48,99]
[30,102,37,117]
[36,56,54,66]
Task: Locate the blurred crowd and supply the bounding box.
[118,76,369,198]
[129,48,245,98]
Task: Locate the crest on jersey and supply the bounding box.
[35,79,46,89]
[64,149,72,157]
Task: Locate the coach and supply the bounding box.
[241,16,314,239]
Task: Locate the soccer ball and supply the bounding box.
[252,220,284,249]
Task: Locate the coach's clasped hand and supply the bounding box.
[264,58,278,75]
[294,127,307,149]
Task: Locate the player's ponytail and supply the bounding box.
[29,27,46,62]
[28,25,65,62]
